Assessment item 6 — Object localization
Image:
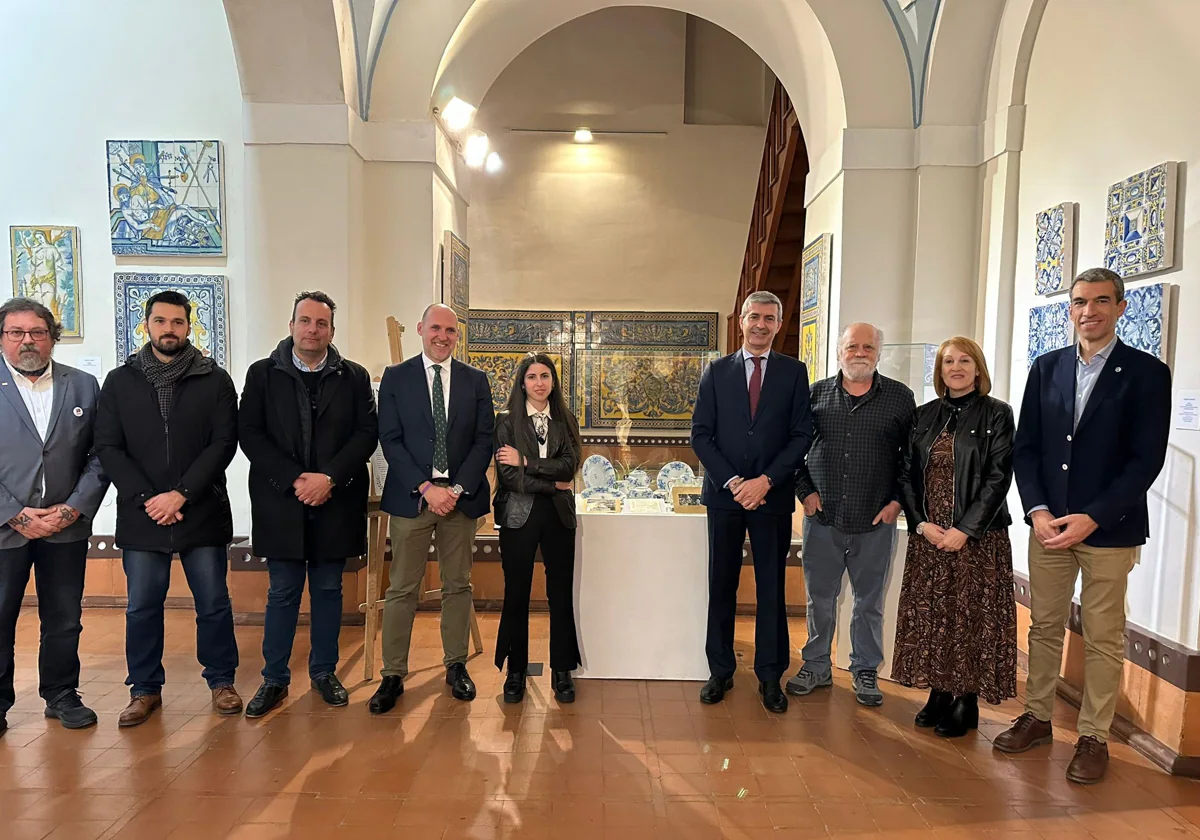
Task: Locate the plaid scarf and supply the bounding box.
[138,341,198,419]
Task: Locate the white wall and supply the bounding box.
[468,8,763,329]
[1005,0,1200,646]
[0,0,249,535]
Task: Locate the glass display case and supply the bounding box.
[879,342,938,406]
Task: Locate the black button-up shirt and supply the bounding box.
[795,372,915,534]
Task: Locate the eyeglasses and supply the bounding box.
[2,329,51,341]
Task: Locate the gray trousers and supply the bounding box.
[800,518,896,675]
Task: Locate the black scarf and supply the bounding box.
[139,341,198,419]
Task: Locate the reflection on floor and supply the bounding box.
[2,610,1199,839]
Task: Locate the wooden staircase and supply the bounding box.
[727,81,810,357]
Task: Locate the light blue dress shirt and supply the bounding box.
[292,349,327,373]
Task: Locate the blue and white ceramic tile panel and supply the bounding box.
[1116,282,1169,361]
[114,273,228,366]
[1104,162,1178,279]
[923,344,937,386]
[1035,202,1075,295]
[1027,300,1071,370]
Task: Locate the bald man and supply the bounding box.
[370,304,494,713]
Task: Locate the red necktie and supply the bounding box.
[749,355,763,419]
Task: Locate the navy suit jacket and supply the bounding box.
[690,351,814,515]
[1013,339,1171,547]
[377,355,495,519]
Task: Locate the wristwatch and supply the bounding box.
[916,522,926,535]
[324,474,336,487]
[450,484,464,497]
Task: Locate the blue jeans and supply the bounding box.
[261,558,346,686]
[799,519,896,675]
[123,546,238,695]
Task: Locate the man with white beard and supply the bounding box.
[788,323,915,707]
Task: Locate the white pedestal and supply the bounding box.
[574,511,710,680]
[833,528,909,680]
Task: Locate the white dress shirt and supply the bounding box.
[5,357,55,498]
[423,353,452,479]
[292,349,328,372]
[741,347,770,386]
[526,400,550,458]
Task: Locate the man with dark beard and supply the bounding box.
[0,298,109,735]
[95,291,242,726]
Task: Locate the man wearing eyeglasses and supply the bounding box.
[0,298,109,736]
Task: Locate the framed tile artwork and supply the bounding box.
[578,349,719,430]
[1104,162,1177,279]
[1027,300,1072,369]
[114,273,228,367]
[10,225,83,337]
[800,233,832,383]
[1034,202,1075,296]
[468,310,574,411]
[1116,282,1170,361]
[441,231,470,363]
[107,140,225,256]
[578,311,718,350]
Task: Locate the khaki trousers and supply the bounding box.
[380,508,478,678]
[1025,532,1136,742]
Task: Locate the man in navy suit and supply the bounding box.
[691,290,814,713]
[997,267,1171,784]
[370,303,494,713]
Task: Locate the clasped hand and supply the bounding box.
[730,476,770,510]
[144,491,186,527]
[1031,510,1097,550]
[496,444,524,467]
[423,485,458,517]
[7,504,80,540]
[293,473,333,506]
[920,523,968,552]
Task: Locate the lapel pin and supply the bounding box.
[73,406,84,417]
[1115,366,1122,373]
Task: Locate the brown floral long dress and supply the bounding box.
[891,429,1018,703]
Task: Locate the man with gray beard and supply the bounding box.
[788,323,915,707]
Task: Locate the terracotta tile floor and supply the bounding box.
[3,609,1199,839]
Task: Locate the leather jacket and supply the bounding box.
[897,393,1015,539]
[493,410,579,529]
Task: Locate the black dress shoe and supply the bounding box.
[700,675,733,704]
[446,663,476,701]
[369,676,404,715]
[915,688,954,728]
[935,693,979,738]
[43,690,98,730]
[552,670,576,704]
[245,683,289,719]
[503,670,526,704]
[759,680,788,714]
[0,715,7,736]
[312,674,349,707]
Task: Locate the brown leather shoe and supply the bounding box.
[118,694,162,727]
[212,686,243,716]
[1066,736,1109,784]
[992,712,1053,753]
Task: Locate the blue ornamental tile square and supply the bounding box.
[1116,282,1169,361]
[1028,300,1071,369]
[114,273,228,367]
[1104,162,1177,279]
[1035,202,1075,296]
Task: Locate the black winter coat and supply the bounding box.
[95,352,238,552]
[897,393,1015,540]
[238,338,379,560]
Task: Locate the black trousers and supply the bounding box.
[496,496,581,672]
[705,507,791,683]
[0,539,88,715]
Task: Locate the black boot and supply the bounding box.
[914,688,953,728]
[552,671,576,704]
[935,693,979,738]
[503,670,526,704]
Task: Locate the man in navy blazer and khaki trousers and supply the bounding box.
[691,290,813,713]
[998,268,1171,784]
[370,303,494,713]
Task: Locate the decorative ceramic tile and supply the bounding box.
[1035,202,1075,295]
[10,225,83,337]
[579,349,718,430]
[467,310,574,411]
[1104,162,1177,278]
[107,140,224,256]
[800,233,833,383]
[923,343,937,386]
[114,273,228,366]
[1027,300,1071,369]
[1117,282,1169,361]
[441,232,470,363]
[580,311,717,350]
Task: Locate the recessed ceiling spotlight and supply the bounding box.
[442,97,476,132]
[464,132,489,168]
[485,152,503,174]
[574,128,594,143]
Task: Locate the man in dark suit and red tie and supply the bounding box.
[997,267,1171,784]
[691,290,814,713]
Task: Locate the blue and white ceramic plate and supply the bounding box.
[582,455,617,489]
[580,487,622,501]
[657,461,696,492]
[626,487,657,499]
[626,469,651,488]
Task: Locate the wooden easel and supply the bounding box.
[361,316,483,681]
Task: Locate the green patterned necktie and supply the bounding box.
[431,364,448,473]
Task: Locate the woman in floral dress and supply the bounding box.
[894,336,1018,737]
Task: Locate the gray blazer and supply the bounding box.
[0,360,109,549]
